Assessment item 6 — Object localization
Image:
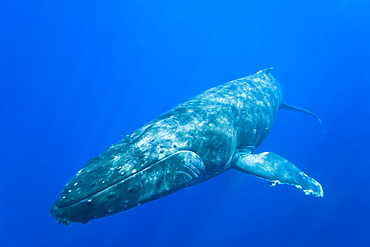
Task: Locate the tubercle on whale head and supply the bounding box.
[50,150,206,225]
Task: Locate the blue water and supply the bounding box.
[1,1,369,246]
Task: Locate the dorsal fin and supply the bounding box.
[257,67,274,74]
[280,103,321,124]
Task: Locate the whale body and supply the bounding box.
[50,69,323,225]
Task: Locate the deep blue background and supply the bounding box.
[1,1,369,246]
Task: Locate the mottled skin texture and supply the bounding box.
[50,69,323,225]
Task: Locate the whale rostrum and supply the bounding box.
[50,69,323,225]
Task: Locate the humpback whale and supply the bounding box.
[50,68,323,225]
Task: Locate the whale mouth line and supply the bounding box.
[56,151,185,209]
[56,163,155,209]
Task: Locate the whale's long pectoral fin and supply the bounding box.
[231,151,323,197]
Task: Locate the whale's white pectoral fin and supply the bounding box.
[232,151,324,197]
